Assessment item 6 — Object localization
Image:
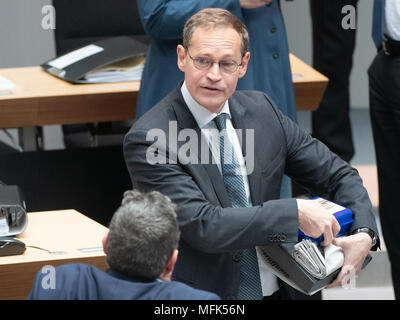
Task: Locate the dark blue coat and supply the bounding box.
[27,263,220,300]
[136,0,296,123]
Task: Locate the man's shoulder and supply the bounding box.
[232,89,275,107]
[230,89,282,120]
[132,86,181,132]
[33,263,101,281]
[35,262,92,277]
[53,263,99,275]
[28,263,98,300]
[162,280,221,300]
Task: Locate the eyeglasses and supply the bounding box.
[186,50,242,74]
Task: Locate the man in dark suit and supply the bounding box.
[124,8,378,300]
[310,0,358,163]
[369,0,400,300]
[28,190,220,300]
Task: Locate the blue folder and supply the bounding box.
[298,197,353,244]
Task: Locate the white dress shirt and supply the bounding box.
[384,0,400,41]
[181,82,279,296]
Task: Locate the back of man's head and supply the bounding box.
[106,189,180,279]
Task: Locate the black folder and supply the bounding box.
[41,36,147,83]
[259,243,372,295]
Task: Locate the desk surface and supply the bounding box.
[0,54,328,129]
[289,53,328,113]
[0,210,108,300]
[0,67,140,99]
[0,66,139,129]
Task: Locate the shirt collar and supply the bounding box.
[181,81,231,129]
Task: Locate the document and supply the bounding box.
[0,75,15,94]
[48,44,104,70]
[257,198,357,295]
[41,36,148,83]
[84,55,145,83]
[293,239,344,279]
[0,210,10,236]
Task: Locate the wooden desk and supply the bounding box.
[0,210,108,300]
[0,67,139,129]
[0,54,327,129]
[289,53,328,111]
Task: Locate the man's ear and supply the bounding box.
[177,45,187,72]
[159,249,179,281]
[238,51,250,79]
[102,231,109,254]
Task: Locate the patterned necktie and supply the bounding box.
[213,113,263,300]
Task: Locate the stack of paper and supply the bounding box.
[0,75,15,94]
[293,239,344,279]
[84,55,145,83]
[0,210,10,236]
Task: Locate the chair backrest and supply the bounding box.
[53,0,148,55]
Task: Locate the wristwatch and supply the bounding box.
[352,227,377,248]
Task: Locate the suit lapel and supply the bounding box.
[229,96,262,206]
[171,87,231,207]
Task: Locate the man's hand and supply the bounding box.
[326,233,372,288]
[296,199,341,246]
[239,0,273,9]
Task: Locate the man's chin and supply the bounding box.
[195,95,226,112]
[199,101,225,113]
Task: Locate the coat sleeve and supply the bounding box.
[137,0,244,40]
[264,94,379,238]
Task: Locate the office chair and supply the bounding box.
[52,0,148,148]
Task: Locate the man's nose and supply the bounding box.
[207,62,222,81]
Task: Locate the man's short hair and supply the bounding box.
[182,8,250,56]
[106,189,180,279]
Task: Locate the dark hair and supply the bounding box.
[183,8,249,56]
[106,189,180,279]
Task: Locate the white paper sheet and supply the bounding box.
[48,44,104,69]
[0,211,10,236]
[293,239,344,279]
[0,75,15,91]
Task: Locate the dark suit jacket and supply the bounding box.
[28,263,220,300]
[123,85,378,299]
